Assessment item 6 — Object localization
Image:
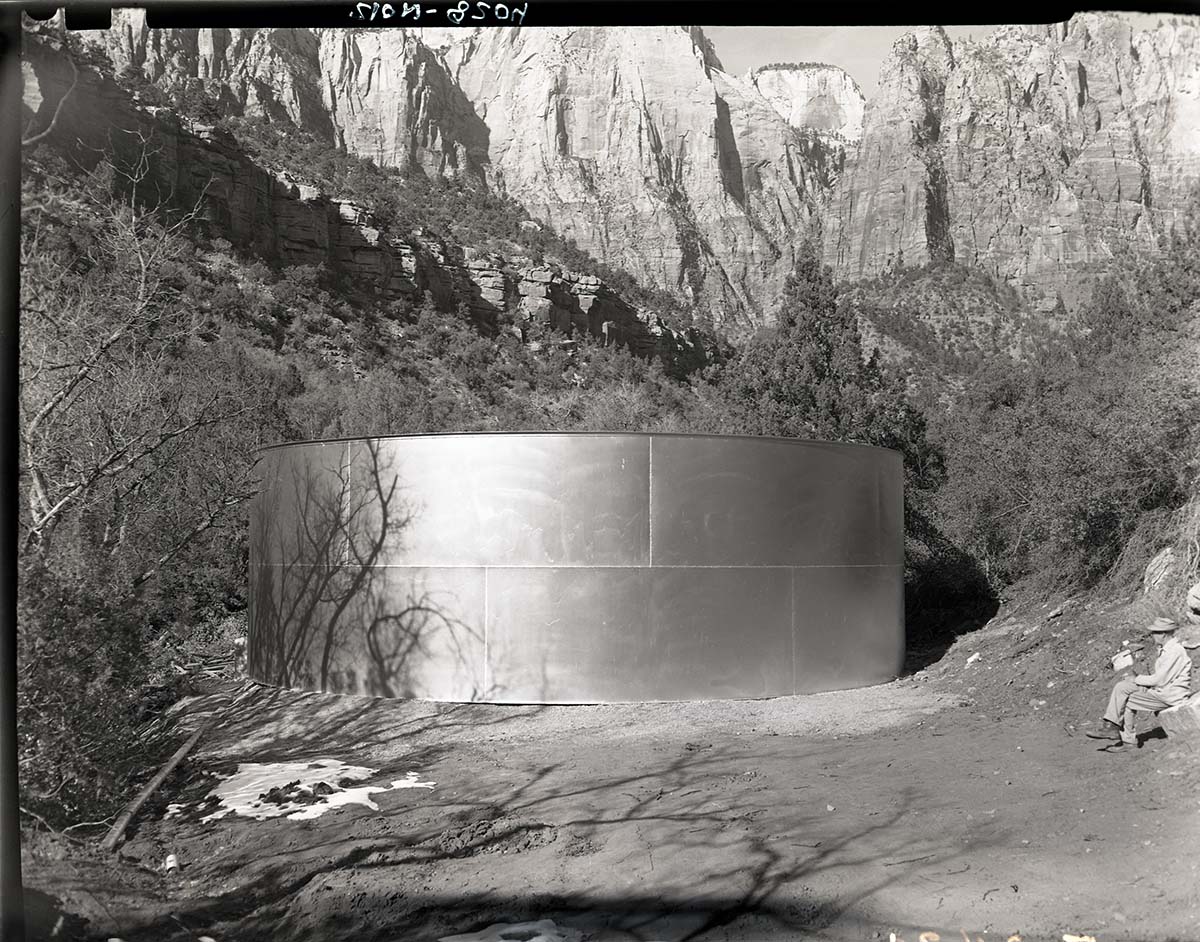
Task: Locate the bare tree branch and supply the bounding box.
[131,490,257,590]
[24,322,137,444]
[21,402,244,554]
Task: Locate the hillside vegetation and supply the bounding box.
[120,69,696,334]
[17,42,1200,829]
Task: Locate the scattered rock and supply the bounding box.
[1159,693,1200,739]
[435,817,558,859]
[260,781,304,805]
[1143,547,1177,594]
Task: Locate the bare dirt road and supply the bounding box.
[23,672,1200,942]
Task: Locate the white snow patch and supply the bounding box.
[188,759,434,822]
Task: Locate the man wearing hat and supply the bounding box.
[1089,617,1193,746]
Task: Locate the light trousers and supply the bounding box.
[1103,678,1176,737]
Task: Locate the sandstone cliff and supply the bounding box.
[824,15,1200,308]
[92,18,333,133]
[371,26,833,327]
[23,32,687,359]
[749,63,865,145]
[63,13,1200,321]
[78,16,837,327]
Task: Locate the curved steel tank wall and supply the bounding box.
[248,433,904,703]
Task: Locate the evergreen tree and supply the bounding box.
[718,240,888,444]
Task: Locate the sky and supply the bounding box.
[702,16,1170,95]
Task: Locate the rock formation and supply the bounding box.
[22,33,687,359]
[61,13,1200,321]
[92,18,333,133]
[379,26,833,327]
[824,15,1200,308]
[77,16,837,327]
[749,63,865,144]
[318,29,491,179]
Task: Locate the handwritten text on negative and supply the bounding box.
[349,1,528,24]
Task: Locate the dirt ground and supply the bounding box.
[22,650,1200,942]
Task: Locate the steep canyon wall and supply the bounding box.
[51,14,1200,321]
[23,34,687,357]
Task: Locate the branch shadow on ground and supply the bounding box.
[105,733,992,942]
[123,683,551,844]
[171,681,546,765]
[62,444,995,941]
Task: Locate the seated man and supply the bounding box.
[1088,617,1193,747]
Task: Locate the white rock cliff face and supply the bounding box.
[749,64,866,144]
[824,15,1200,307]
[86,12,332,132]
[419,26,832,324]
[317,29,489,179]
[81,17,836,326]
[77,14,1200,321]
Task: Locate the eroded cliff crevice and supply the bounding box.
[912,62,955,266]
[713,96,746,209]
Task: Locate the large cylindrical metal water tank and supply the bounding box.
[248,433,904,703]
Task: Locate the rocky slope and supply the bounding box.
[22,33,688,359]
[824,16,1200,308]
[79,15,841,328]
[66,13,1200,322]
